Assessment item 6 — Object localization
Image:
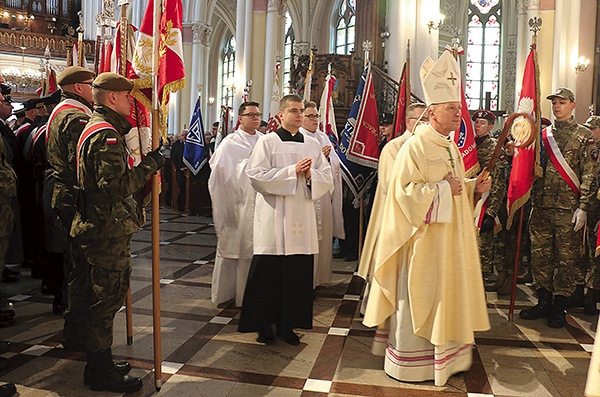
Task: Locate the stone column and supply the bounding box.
[551,0,579,97]
[233,0,248,117]
[191,22,213,118]
[263,0,285,111]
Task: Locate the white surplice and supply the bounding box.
[363,124,490,386]
[246,131,333,256]
[208,128,262,306]
[300,127,344,287]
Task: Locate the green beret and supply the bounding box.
[57,66,95,86]
[92,72,133,92]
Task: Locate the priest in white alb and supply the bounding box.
[362,51,491,386]
[299,100,344,288]
[238,94,333,346]
[208,101,264,307]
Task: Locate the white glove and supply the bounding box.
[571,208,587,231]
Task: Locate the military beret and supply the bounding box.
[22,98,39,111]
[379,112,394,125]
[57,66,95,86]
[472,109,496,123]
[546,87,575,102]
[92,72,133,92]
[40,90,62,106]
[540,117,552,127]
[584,116,600,130]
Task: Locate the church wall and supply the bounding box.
[575,0,597,121]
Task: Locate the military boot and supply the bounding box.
[496,272,514,296]
[485,272,507,292]
[519,288,552,320]
[83,357,133,386]
[584,288,600,316]
[548,295,569,328]
[517,268,533,284]
[88,349,142,393]
[568,285,585,308]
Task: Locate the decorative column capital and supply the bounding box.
[268,0,287,17]
[293,42,310,57]
[192,22,213,46]
[517,0,540,13]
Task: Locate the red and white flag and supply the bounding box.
[132,0,186,139]
[506,48,539,229]
[319,74,338,147]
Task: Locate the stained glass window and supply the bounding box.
[283,11,295,95]
[466,1,501,110]
[220,35,236,109]
[335,0,356,54]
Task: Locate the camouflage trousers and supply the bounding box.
[0,204,14,274]
[78,235,133,353]
[62,236,91,347]
[585,214,600,290]
[530,207,585,296]
[479,229,499,275]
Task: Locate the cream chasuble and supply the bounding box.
[363,124,490,346]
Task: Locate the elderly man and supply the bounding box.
[209,101,264,307]
[520,88,598,328]
[71,73,164,392]
[363,51,490,386]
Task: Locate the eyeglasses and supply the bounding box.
[240,112,262,118]
[305,114,319,120]
[78,82,93,86]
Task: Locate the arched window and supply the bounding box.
[220,35,236,109]
[282,11,295,95]
[335,0,355,54]
[465,0,501,110]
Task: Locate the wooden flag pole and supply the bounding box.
[151,0,163,390]
[117,0,134,346]
[508,206,525,322]
[357,40,372,260]
[406,40,411,107]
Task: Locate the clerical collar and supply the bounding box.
[430,125,452,141]
[276,127,304,142]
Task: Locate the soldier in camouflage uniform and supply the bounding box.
[472,110,508,290]
[582,116,600,315]
[71,73,164,393]
[46,66,96,346]
[520,88,598,328]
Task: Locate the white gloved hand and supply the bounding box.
[571,208,587,231]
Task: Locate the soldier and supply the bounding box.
[520,88,598,328]
[583,115,600,315]
[71,72,163,392]
[46,66,96,344]
[471,110,508,293]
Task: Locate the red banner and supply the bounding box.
[393,63,408,138]
[347,64,380,169]
[454,84,479,177]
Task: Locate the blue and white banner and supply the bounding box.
[183,97,208,175]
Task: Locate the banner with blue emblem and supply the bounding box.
[183,97,208,175]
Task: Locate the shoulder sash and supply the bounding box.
[541,126,580,195]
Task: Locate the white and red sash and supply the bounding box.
[46,99,93,144]
[76,121,117,183]
[14,122,31,138]
[22,124,46,161]
[474,191,501,233]
[541,126,580,195]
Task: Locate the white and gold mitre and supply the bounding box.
[419,51,461,105]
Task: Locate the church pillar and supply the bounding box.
[82,1,101,40]
[262,0,285,112]
[551,0,580,101]
[233,0,248,117]
[191,22,213,120]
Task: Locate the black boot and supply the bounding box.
[520,288,552,320]
[83,359,133,386]
[0,383,15,397]
[485,272,507,292]
[548,295,569,328]
[585,288,600,316]
[87,349,142,392]
[568,285,585,308]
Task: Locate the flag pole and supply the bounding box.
[508,17,542,322]
[77,11,85,67]
[118,0,134,345]
[358,40,372,259]
[406,39,411,108]
[151,0,163,390]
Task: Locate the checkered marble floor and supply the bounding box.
[0,207,595,396]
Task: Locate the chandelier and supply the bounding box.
[1,66,42,94]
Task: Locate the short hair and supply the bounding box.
[238,101,260,115]
[92,87,109,105]
[304,100,317,110]
[406,103,427,115]
[280,94,303,112]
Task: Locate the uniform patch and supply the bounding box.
[591,149,599,162]
[79,120,87,125]
[588,137,596,145]
[106,138,117,145]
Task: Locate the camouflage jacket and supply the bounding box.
[476,134,507,218]
[533,116,598,211]
[47,92,93,229]
[0,135,16,238]
[70,105,160,240]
